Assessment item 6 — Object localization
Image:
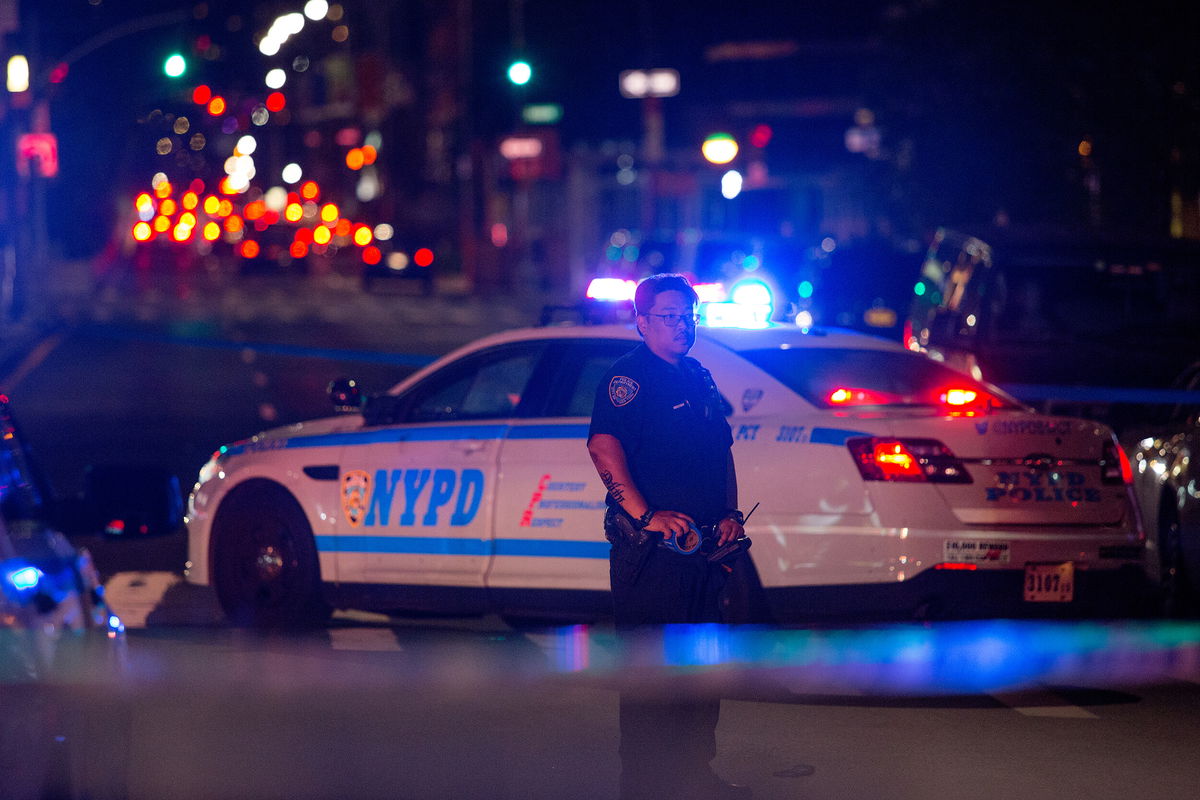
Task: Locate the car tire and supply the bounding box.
[1159,496,1197,618]
[211,481,331,628]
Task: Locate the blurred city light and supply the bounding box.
[265,68,287,89]
[618,68,680,98]
[720,169,743,199]
[701,132,738,164]
[507,60,532,86]
[414,247,435,267]
[7,55,29,92]
[304,0,330,21]
[163,53,187,78]
[282,163,303,184]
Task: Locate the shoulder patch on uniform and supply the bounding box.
[608,375,640,407]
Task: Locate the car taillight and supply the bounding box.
[1101,436,1133,485]
[846,437,973,483]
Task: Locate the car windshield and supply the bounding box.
[740,347,1023,409]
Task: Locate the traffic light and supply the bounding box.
[163,53,187,78]
[507,60,532,86]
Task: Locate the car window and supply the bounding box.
[740,347,1023,409]
[545,340,640,418]
[402,343,546,423]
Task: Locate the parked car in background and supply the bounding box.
[0,391,126,800]
[1129,360,1200,615]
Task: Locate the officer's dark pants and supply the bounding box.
[611,543,727,799]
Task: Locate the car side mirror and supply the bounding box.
[328,378,362,413]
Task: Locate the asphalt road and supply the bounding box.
[13,615,1200,800]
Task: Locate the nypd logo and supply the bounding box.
[608,375,640,407]
[341,468,486,527]
[341,470,372,527]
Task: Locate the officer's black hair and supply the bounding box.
[633,273,698,316]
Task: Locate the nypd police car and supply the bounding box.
[185,322,1149,625]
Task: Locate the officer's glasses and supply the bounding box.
[644,313,700,327]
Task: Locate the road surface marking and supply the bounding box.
[991,688,1098,718]
[1,331,64,389]
[329,626,404,651]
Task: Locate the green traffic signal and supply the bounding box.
[163,53,187,78]
[507,60,532,86]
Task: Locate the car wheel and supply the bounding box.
[212,482,330,628]
[1159,497,1197,618]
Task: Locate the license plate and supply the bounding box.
[1024,562,1075,602]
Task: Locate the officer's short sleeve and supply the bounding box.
[588,368,642,443]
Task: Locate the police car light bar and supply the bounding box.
[700,301,771,329]
[693,282,727,303]
[585,278,636,302]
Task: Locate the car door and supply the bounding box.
[339,341,549,595]
[488,338,639,602]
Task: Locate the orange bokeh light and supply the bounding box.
[362,246,382,265]
[182,191,199,210]
[134,192,153,211]
[152,216,171,233]
[361,145,377,165]
[334,218,352,237]
[202,195,220,214]
[284,203,304,222]
[352,224,373,246]
[202,222,221,241]
[244,201,266,221]
[131,221,153,241]
[159,198,177,216]
[300,181,319,200]
[207,96,226,116]
[319,203,339,223]
[240,240,260,258]
[224,215,244,233]
[345,148,364,170]
[154,181,173,199]
[313,226,332,245]
[290,241,309,258]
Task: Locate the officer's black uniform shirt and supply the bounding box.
[589,343,734,523]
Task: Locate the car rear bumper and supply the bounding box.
[765,563,1156,623]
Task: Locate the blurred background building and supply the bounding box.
[0,0,1197,316]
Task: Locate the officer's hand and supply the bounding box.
[716,517,744,546]
[642,510,695,539]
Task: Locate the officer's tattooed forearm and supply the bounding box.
[599,470,627,504]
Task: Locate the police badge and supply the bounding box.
[608,375,640,407]
[341,469,372,527]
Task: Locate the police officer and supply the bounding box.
[587,273,750,799]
